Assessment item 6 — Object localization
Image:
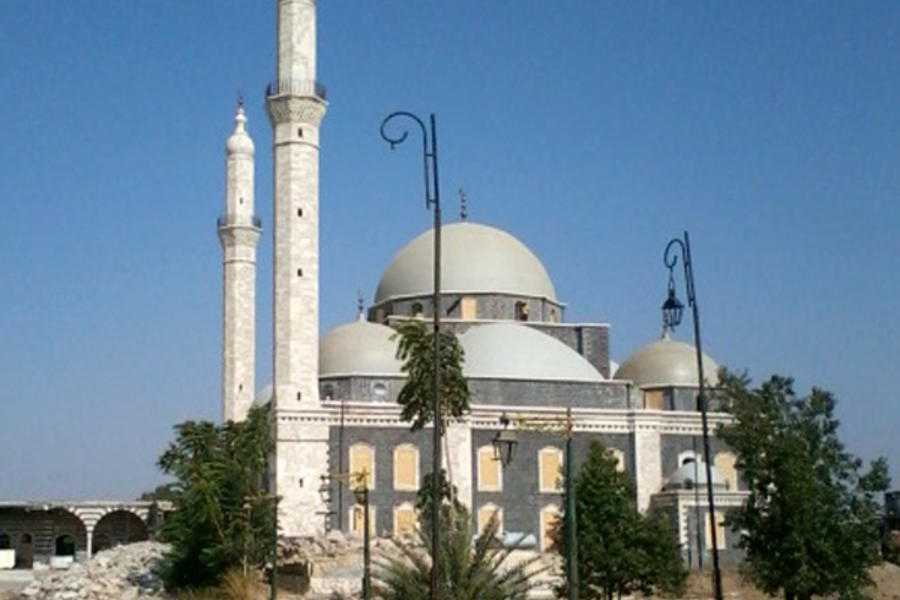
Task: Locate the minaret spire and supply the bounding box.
[266,0,328,538]
[219,102,260,422]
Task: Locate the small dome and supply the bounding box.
[320,319,403,377]
[374,222,557,303]
[460,323,603,382]
[226,107,254,156]
[614,334,719,388]
[666,460,727,490]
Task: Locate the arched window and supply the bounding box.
[349,443,375,490]
[393,503,417,539]
[539,505,560,552]
[515,301,529,321]
[322,384,334,400]
[55,535,76,556]
[538,447,563,493]
[477,445,502,492]
[609,448,626,473]
[678,450,698,467]
[393,444,419,491]
[0,533,10,549]
[350,503,376,537]
[705,511,727,550]
[477,503,503,535]
[714,452,738,491]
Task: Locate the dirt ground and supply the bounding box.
[675,563,900,600]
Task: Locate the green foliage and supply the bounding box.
[717,371,891,600]
[156,406,276,591]
[556,441,686,600]
[393,321,470,431]
[373,476,542,600]
[137,482,179,502]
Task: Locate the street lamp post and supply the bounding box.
[380,111,442,600]
[662,231,723,600]
[355,485,371,600]
[492,408,578,600]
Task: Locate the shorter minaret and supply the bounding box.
[219,101,261,422]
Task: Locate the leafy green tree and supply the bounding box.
[556,441,685,600]
[156,405,276,590]
[393,321,470,431]
[373,472,541,600]
[718,372,890,600]
[137,482,179,502]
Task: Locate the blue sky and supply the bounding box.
[0,1,897,499]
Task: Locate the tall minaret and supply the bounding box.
[265,0,328,537]
[218,102,260,423]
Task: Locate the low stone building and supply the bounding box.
[0,501,164,569]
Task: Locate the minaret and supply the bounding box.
[266,0,328,537]
[218,102,260,423]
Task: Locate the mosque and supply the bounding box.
[0,0,748,572]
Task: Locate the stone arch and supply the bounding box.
[16,533,33,569]
[92,510,149,553]
[51,508,87,557]
[55,534,76,556]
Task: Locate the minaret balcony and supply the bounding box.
[266,78,327,101]
[217,215,262,229]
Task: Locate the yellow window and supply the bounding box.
[539,505,560,552]
[714,452,737,491]
[393,504,417,539]
[461,296,477,320]
[538,447,563,493]
[393,444,418,491]
[351,504,375,536]
[644,390,663,410]
[477,504,503,535]
[477,446,502,491]
[705,511,727,550]
[349,443,375,490]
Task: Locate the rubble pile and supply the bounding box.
[18,542,168,600]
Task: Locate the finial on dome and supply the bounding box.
[357,289,365,321]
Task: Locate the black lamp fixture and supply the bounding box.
[662,270,685,331]
[492,413,518,467]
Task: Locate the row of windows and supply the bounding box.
[347,502,729,553]
[399,297,559,323]
[477,445,624,493]
[347,443,626,494]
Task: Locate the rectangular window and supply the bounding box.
[393,445,418,491]
[539,448,563,493]
[461,296,477,320]
[644,390,663,410]
[477,446,502,491]
[705,511,727,550]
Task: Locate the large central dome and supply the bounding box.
[374,222,557,303]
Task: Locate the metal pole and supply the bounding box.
[363,488,371,600]
[338,398,345,531]
[680,231,723,600]
[565,408,578,600]
[380,111,442,600]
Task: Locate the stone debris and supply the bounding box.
[17,542,168,600]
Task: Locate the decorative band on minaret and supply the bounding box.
[219,103,261,423]
[266,0,329,538]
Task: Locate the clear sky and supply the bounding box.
[0,1,897,499]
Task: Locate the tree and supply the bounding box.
[137,482,178,502]
[373,471,542,600]
[717,372,890,600]
[156,405,276,590]
[393,321,470,431]
[556,441,685,600]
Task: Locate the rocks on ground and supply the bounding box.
[17,541,168,600]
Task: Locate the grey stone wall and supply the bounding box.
[327,426,433,537]
[470,429,633,541]
[320,376,405,404]
[0,508,86,564]
[680,504,744,568]
[468,379,628,409]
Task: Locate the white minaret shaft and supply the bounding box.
[266,0,328,537]
[219,105,260,423]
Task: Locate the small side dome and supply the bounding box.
[460,323,603,382]
[226,106,255,156]
[614,334,718,388]
[665,460,727,490]
[320,319,403,377]
[374,222,557,303]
